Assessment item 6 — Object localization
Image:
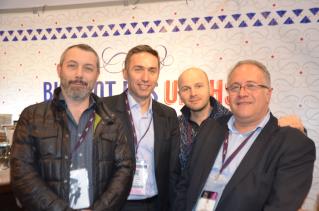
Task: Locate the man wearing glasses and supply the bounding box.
[174,60,315,211]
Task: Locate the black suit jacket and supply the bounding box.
[103,92,180,211]
[175,113,316,211]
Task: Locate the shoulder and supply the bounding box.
[152,100,177,117]
[101,94,124,111]
[20,101,52,116]
[276,126,315,149]
[102,94,122,104]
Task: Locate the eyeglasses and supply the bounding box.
[226,82,270,94]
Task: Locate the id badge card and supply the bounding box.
[130,159,148,195]
[69,168,90,209]
[194,191,218,211]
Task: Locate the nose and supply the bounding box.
[141,69,149,82]
[75,67,83,77]
[189,87,196,96]
[238,85,248,96]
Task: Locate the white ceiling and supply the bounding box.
[0,0,126,10]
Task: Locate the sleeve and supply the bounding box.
[93,118,135,211]
[169,110,182,210]
[173,161,189,211]
[10,107,72,211]
[264,128,316,211]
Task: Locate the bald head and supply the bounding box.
[178,67,209,89]
[178,67,211,113]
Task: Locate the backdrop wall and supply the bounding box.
[1,0,318,209]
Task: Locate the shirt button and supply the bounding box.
[79,153,83,157]
[64,179,67,183]
[64,155,68,159]
[78,133,81,137]
[65,134,69,138]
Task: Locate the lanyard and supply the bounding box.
[219,129,256,175]
[70,112,95,159]
[124,91,153,154]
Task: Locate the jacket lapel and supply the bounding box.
[115,93,136,157]
[189,119,227,205]
[218,114,278,203]
[152,101,163,171]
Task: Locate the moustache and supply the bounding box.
[69,80,88,86]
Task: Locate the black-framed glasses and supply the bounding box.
[226,82,271,94]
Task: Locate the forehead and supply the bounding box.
[179,70,207,86]
[229,64,265,83]
[128,52,159,67]
[64,47,97,64]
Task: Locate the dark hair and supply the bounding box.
[59,44,100,70]
[124,45,160,70]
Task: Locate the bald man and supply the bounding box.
[177,67,231,170]
[177,67,306,170]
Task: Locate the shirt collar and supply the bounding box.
[227,110,271,134]
[127,90,153,114]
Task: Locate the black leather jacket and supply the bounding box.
[10,87,134,211]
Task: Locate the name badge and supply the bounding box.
[69,168,90,209]
[195,191,218,211]
[130,159,148,195]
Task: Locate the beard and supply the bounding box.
[190,100,210,113]
[60,76,93,102]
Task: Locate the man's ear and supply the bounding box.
[123,68,128,80]
[57,64,62,78]
[225,95,230,106]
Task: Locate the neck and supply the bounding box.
[234,116,266,134]
[128,91,151,114]
[190,104,212,125]
[234,122,257,134]
[64,96,90,124]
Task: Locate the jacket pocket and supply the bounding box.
[98,133,115,160]
[32,127,58,157]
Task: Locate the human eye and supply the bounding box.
[228,84,240,92]
[83,65,95,72]
[245,83,258,90]
[180,87,190,93]
[66,62,77,69]
[148,68,158,74]
[195,83,203,89]
[133,66,144,72]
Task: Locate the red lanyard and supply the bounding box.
[124,91,153,154]
[70,112,95,159]
[219,130,256,174]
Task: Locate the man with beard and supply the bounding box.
[177,67,306,170]
[10,44,134,211]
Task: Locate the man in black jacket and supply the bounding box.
[103,45,180,211]
[10,44,134,211]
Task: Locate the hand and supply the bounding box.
[278,115,305,134]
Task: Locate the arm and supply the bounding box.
[173,158,189,211]
[169,111,182,210]
[10,107,72,211]
[93,120,135,211]
[278,115,306,134]
[264,129,316,211]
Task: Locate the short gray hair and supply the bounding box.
[227,59,271,86]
